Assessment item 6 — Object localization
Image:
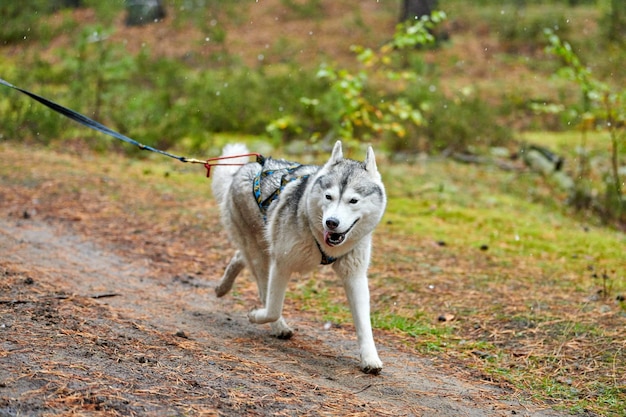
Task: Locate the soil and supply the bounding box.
[0,146,570,417]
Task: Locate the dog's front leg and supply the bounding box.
[335,250,383,374]
[248,261,293,339]
[344,273,383,374]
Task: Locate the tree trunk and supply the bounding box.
[125,0,166,27]
[399,0,438,22]
[608,0,626,43]
[52,0,82,10]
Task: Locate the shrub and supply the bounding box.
[267,10,512,154]
[0,1,52,44]
[542,29,625,225]
[268,12,447,149]
[422,93,512,153]
[493,5,572,52]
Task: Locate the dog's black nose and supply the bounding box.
[325,217,340,230]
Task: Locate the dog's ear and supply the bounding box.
[329,140,343,164]
[364,146,380,176]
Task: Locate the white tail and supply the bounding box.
[211,143,250,203]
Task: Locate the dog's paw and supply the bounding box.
[270,319,294,340]
[248,308,277,324]
[247,308,264,323]
[360,356,383,375]
[214,283,231,298]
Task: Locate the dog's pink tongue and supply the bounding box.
[323,230,331,246]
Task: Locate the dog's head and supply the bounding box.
[309,141,386,249]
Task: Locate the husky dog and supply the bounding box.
[211,141,386,374]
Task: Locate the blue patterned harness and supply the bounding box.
[252,156,336,265]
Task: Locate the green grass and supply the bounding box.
[384,160,624,265]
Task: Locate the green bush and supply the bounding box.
[0,1,53,44]
[267,13,447,149]
[543,29,625,224]
[1,22,327,154]
[423,93,512,153]
[389,82,512,154]
[489,5,572,51]
[267,10,512,154]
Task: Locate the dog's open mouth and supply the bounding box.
[324,231,346,246]
[323,219,358,247]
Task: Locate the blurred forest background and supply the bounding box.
[0,0,624,225]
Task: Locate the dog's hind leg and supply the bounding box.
[215,250,245,297]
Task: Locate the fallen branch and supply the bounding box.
[451,152,522,171]
[0,293,121,305]
[90,293,122,299]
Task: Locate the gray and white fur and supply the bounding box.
[211,141,386,374]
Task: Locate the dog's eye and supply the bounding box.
[349,198,359,204]
[325,194,332,201]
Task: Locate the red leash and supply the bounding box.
[203,153,263,177]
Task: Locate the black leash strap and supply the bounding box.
[0,78,205,164]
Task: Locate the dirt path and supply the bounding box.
[0,217,568,417]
